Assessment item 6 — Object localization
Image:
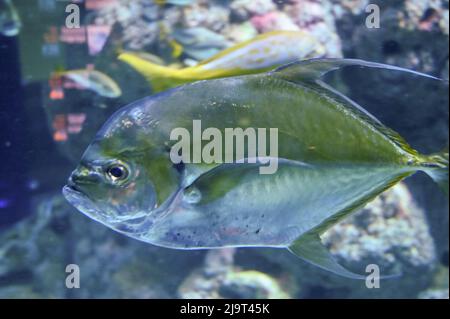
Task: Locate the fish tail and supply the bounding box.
[118,52,186,92]
[419,147,449,195]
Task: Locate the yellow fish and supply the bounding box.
[118,31,325,92]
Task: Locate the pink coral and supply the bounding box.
[250,11,299,33]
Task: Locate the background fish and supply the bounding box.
[122,51,166,66]
[172,27,233,61]
[118,31,325,92]
[0,0,21,37]
[59,69,122,98]
[63,59,448,278]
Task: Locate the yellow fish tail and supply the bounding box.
[118,52,189,92]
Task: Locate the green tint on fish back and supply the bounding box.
[136,74,417,167]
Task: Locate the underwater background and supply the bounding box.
[0,0,448,299]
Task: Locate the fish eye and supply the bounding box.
[106,163,129,182]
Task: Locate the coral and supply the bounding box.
[230,0,277,20]
[92,0,163,50]
[250,11,300,33]
[92,0,343,57]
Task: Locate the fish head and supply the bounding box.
[63,94,184,239]
[88,72,122,98]
[62,138,160,234]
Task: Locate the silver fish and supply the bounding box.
[63,59,448,278]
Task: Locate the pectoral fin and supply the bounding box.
[288,231,367,279]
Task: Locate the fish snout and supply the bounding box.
[68,166,103,186]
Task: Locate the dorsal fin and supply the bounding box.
[271,58,443,156]
[271,59,441,124]
[271,58,441,82]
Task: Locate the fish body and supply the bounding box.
[150,163,413,249]
[118,31,325,92]
[122,51,166,66]
[63,59,448,278]
[172,27,232,61]
[60,69,122,98]
[0,0,21,37]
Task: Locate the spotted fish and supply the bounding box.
[118,31,325,92]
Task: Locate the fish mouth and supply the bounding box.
[62,184,109,225]
[62,184,150,234]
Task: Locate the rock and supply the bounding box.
[178,249,293,298]
[230,0,277,21]
[220,270,290,299]
[418,289,449,299]
[285,0,343,57]
[182,2,230,31]
[322,183,436,273]
[0,194,204,298]
[92,0,163,50]
[418,264,449,299]
[224,22,258,43]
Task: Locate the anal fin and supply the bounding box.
[288,232,366,279]
[288,231,402,280]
